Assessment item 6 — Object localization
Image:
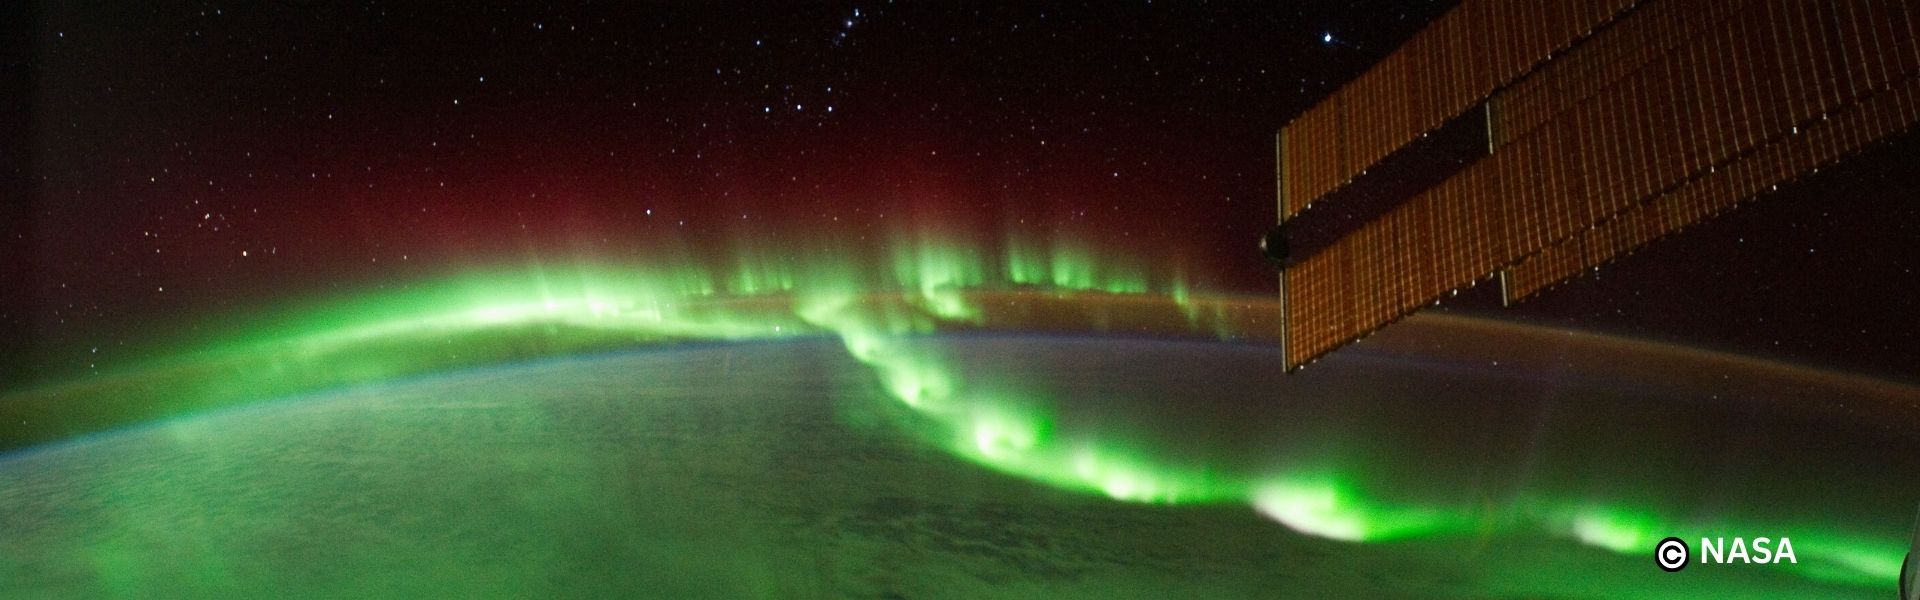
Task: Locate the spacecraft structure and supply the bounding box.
[1274,0,1920,370]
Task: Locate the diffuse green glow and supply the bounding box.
[803,291,1909,592]
[1250,475,1460,542]
[3,233,1908,594]
[945,401,1242,504]
[1533,503,1909,586]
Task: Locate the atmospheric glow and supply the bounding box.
[1250,477,1455,542]
[0,234,1908,594]
[1253,480,1373,541]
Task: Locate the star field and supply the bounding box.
[6,0,1916,384]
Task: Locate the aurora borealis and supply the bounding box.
[0,234,1226,447]
[5,237,1916,595]
[10,1,1920,598]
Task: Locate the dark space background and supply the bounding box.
[4,1,1915,387]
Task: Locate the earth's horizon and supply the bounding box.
[3,315,1914,598]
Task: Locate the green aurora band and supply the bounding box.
[2,234,1908,593]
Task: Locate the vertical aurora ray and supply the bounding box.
[2,235,1912,595]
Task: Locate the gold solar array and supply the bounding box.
[1278,0,1920,370]
[1277,0,1639,218]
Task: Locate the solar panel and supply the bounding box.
[1276,0,1638,220]
[1278,0,1920,370]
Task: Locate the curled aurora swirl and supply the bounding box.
[3,233,1908,593]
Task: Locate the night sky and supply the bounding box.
[8,0,1917,388]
